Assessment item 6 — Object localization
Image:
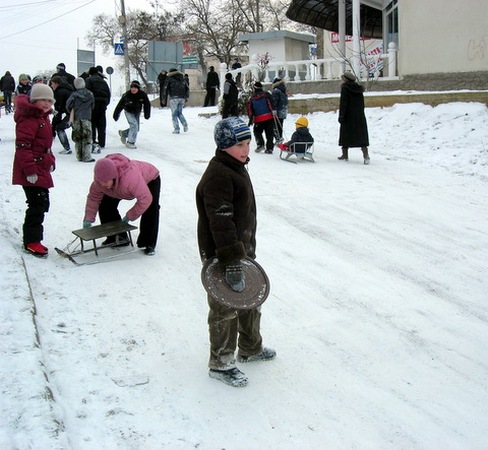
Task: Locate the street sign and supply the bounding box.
[114,43,124,55]
[182,56,198,64]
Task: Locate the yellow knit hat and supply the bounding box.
[295,116,308,128]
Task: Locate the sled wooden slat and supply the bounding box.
[72,221,137,256]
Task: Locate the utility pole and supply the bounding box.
[119,0,130,89]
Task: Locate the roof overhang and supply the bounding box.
[286,0,383,39]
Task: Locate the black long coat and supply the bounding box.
[196,150,257,264]
[338,81,369,148]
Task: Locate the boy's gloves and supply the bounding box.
[26,174,38,184]
[122,216,129,223]
[83,221,92,228]
[225,261,245,292]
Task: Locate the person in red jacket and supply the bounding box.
[12,83,56,257]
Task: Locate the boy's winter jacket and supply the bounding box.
[196,150,257,264]
[248,89,274,123]
[113,90,151,120]
[1,72,15,92]
[85,73,111,106]
[66,88,95,121]
[12,94,55,189]
[163,70,189,101]
[53,80,74,115]
[84,153,159,223]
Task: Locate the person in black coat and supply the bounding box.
[1,70,16,113]
[196,117,275,387]
[52,63,75,87]
[221,73,238,118]
[157,69,167,107]
[85,66,111,151]
[271,78,288,144]
[50,75,74,153]
[203,66,220,107]
[338,71,370,164]
[113,80,151,148]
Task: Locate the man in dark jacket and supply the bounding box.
[203,66,220,107]
[52,63,75,87]
[50,75,74,153]
[162,68,189,134]
[85,66,111,152]
[196,117,275,388]
[338,71,370,164]
[221,73,238,119]
[157,69,167,107]
[1,70,16,113]
[247,82,275,154]
[113,80,151,149]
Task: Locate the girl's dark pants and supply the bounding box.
[22,186,50,246]
[98,176,161,248]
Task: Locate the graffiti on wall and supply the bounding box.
[467,36,487,61]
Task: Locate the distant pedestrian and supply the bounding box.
[85,66,111,152]
[162,68,189,134]
[231,58,242,86]
[222,73,239,119]
[12,83,56,258]
[271,77,288,144]
[337,71,370,164]
[157,69,167,107]
[247,82,275,154]
[113,80,151,149]
[52,62,75,87]
[203,66,219,107]
[16,74,32,96]
[50,75,74,154]
[1,70,15,113]
[66,77,95,163]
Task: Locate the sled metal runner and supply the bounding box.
[55,221,138,266]
[279,142,315,163]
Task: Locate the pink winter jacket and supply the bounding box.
[84,153,160,223]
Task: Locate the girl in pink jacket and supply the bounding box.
[83,153,161,255]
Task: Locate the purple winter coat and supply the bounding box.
[84,153,160,223]
[12,94,55,189]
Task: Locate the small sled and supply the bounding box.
[279,142,315,163]
[55,221,138,266]
[201,257,270,310]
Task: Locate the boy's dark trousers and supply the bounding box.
[91,101,107,147]
[22,186,50,245]
[207,295,263,371]
[253,119,275,151]
[98,176,161,248]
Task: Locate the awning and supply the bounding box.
[286,0,383,39]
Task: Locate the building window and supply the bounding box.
[385,0,398,48]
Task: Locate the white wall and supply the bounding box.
[399,0,488,75]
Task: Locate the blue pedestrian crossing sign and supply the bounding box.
[114,43,124,55]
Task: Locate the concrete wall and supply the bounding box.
[400,0,488,75]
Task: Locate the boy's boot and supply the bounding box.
[361,147,370,165]
[338,147,348,161]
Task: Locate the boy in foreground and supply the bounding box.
[196,117,276,387]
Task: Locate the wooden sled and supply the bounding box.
[55,221,138,266]
[279,142,315,163]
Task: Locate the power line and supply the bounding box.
[0,0,96,40]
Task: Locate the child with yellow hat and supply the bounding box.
[277,116,314,153]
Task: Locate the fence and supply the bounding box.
[220,42,398,88]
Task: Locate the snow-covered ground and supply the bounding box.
[1,99,487,449]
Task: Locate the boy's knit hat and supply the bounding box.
[30,83,54,103]
[214,117,251,150]
[19,73,30,82]
[74,77,85,90]
[254,81,263,89]
[295,116,308,128]
[57,63,66,70]
[94,158,117,183]
[130,80,141,89]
